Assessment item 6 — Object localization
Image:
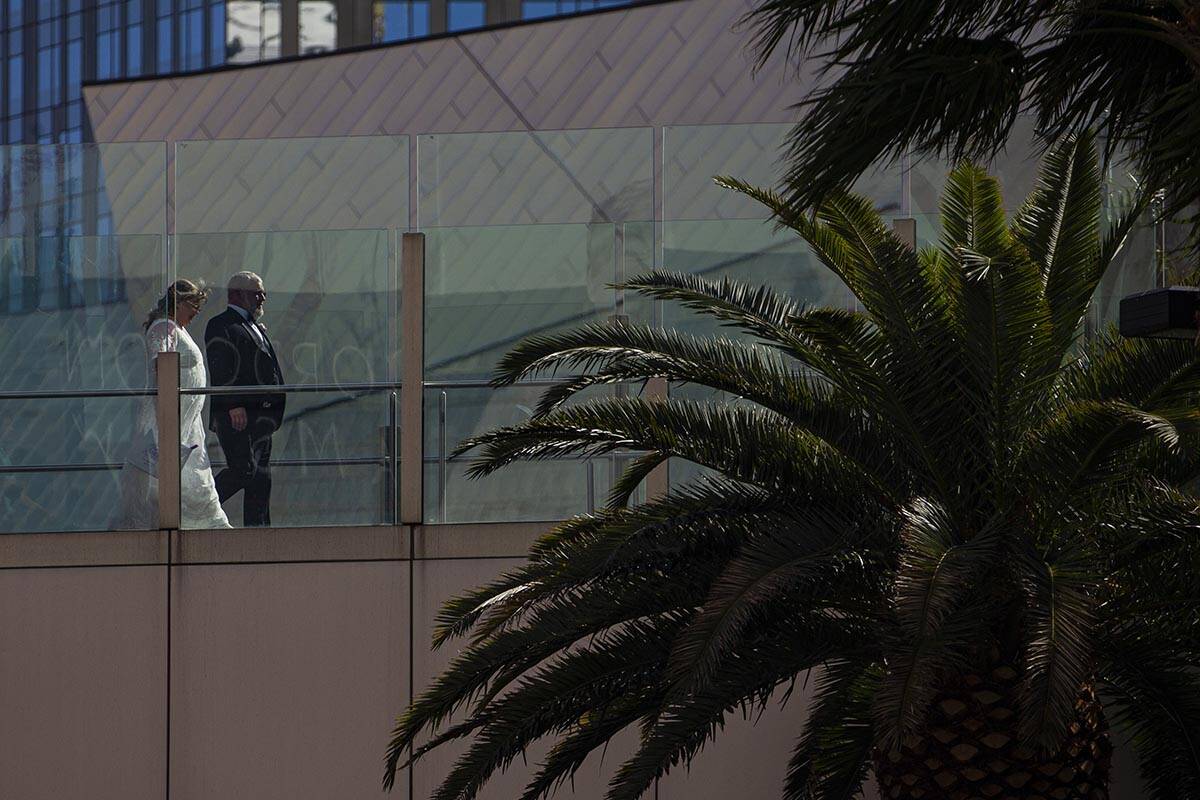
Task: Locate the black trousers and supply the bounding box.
[214,414,276,527]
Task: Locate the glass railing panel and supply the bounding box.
[172,137,407,530]
[175,136,408,236]
[174,136,408,387]
[664,123,901,222]
[181,386,398,529]
[422,382,638,524]
[661,218,852,340]
[1,142,168,396]
[425,223,623,382]
[1092,213,1158,334]
[662,123,894,342]
[0,234,166,393]
[906,115,1043,220]
[417,128,653,228]
[0,143,168,534]
[173,229,396,385]
[0,392,159,532]
[417,128,653,525]
[0,142,168,240]
[423,221,643,523]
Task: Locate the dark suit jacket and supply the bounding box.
[204,307,286,431]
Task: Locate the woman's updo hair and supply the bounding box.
[143,279,211,331]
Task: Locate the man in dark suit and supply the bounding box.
[204,271,285,527]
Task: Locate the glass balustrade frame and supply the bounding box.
[0,127,1162,533]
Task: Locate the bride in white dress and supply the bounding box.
[115,279,232,530]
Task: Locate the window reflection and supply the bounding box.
[226,0,280,64]
[96,1,124,80]
[522,0,631,20]
[179,0,204,71]
[372,0,430,43]
[447,0,484,31]
[299,1,336,56]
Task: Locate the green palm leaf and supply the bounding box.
[388,126,1200,800]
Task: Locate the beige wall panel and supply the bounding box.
[411,558,650,799]
[0,566,167,800]
[84,0,796,150]
[655,683,880,800]
[169,561,410,800]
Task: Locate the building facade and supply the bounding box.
[0,0,635,145]
[0,1,1156,798]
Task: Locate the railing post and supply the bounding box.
[382,391,398,523]
[400,232,425,525]
[644,376,669,500]
[892,217,917,250]
[156,351,181,531]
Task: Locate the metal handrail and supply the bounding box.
[183,382,402,395]
[423,378,562,389]
[0,388,157,400]
[0,456,393,475]
[0,452,625,475]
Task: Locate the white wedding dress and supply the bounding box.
[114,318,232,529]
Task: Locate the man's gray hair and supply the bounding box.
[228,271,263,291]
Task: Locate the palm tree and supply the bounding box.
[384,133,1200,800]
[745,0,1200,248]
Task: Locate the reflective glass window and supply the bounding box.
[261,0,281,59]
[126,22,142,75]
[156,16,172,71]
[66,40,79,94]
[372,0,430,42]
[446,0,484,31]
[36,48,55,106]
[522,0,630,18]
[209,1,225,64]
[226,1,260,63]
[226,0,280,63]
[37,20,55,47]
[7,57,20,116]
[179,7,203,69]
[299,1,336,55]
[97,31,119,79]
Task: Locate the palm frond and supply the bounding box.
[420,616,681,800]
[1017,544,1098,751]
[1011,131,1103,369]
[606,614,873,800]
[873,498,1000,751]
[1100,646,1200,800]
[620,270,806,351]
[784,660,881,800]
[455,397,886,502]
[665,516,878,698]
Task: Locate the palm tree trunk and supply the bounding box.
[873,666,1112,799]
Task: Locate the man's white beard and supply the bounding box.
[251,305,264,321]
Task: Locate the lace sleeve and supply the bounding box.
[146,319,178,356]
